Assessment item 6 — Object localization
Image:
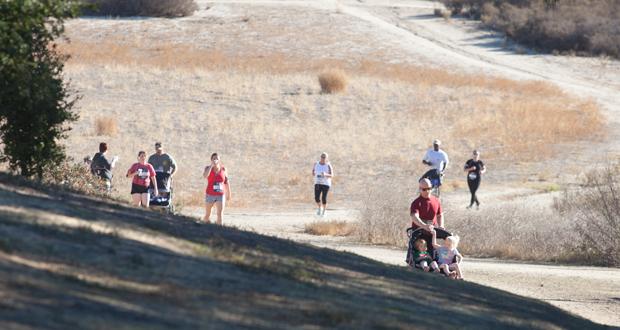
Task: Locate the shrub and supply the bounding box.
[554,166,620,267]
[305,220,355,236]
[82,0,198,17]
[94,116,118,136]
[440,0,620,58]
[42,160,110,196]
[318,69,348,94]
[0,1,80,178]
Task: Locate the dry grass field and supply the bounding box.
[59,38,603,209]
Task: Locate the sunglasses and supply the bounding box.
[420,187,432,192]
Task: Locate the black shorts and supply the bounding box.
[131,183,149,194]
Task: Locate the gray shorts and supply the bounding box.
[205,194,225,203]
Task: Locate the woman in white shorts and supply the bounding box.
[203,153,231,225]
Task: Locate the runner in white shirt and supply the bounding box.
[422,139,449,185]
[312,152,334,216]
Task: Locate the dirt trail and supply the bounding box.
[188,206,620,327]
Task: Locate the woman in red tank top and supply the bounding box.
[202,153,232,225]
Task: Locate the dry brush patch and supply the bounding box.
[304,220,356,236]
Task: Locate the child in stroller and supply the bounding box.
[149,172,174,213]
[406,226,462,279]
[431,229,463,279]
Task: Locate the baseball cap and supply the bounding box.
[155,142,162,148]
[433,139,441,145]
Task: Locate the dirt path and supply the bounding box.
[188,206,620,327]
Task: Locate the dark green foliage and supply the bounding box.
[440,0,620,58]
[0,0,81,178]
[82,0,198,18]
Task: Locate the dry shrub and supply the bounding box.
[318,70,348,94]
[304,220,356,236]
[82,0,198,17]
[42,161,110,196]
[449,202,578,262]
[358,184,411,246]
[94,116,118,136]
[442,0,620,58]
[554,165,620,266]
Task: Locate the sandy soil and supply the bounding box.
[193,206,620,327]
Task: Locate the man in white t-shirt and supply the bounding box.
[422,139,449,185]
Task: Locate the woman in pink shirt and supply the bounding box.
[126,151,158,208]
[202,153,232,225]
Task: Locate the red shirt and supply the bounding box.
[128,163,156,187]
[410,195,442,228]
[205,167,228,196]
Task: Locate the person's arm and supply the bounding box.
[312,163,316,177]
[441,152,449,172]
[225,177,232,201]
[169,155,177,176]
[464,160,474,173]
[422,150,432,166]
[480,161,487,175]
[126,164,136,178]
[455,251,463,264]
[149,165,158,196]
[410,212,432,232]
[323,164,334,178]
[151,175,159,196]
[437,213,444,229]
[431,229,441,249]
[203,165,212,179]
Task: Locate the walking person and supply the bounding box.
[90,142,119,192]
[409,178,451,253]
[464,149,486,209]
[203,153,231,225]
[312,152,334,216]
[148,141,177,191]
[126,151,158,208]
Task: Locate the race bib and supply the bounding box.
[138,168,149,178]
[468,172,478,180]
[213,182,224,193]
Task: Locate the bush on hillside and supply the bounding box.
[318,69,348,94]
[554,165,620,267]
[82,0,198,17]
[440,0,620,58]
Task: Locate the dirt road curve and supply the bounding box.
[192,208,620,327]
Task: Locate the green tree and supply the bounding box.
[0,0,81,178]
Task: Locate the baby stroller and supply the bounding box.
[405,226,455,273]
[420,168,442,198]
[149,172,174,214]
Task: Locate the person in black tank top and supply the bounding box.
[464,150,486,209]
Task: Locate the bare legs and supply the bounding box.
[204,200,225,225]
[131,193,149,207]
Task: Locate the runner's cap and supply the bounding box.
[155,142,162,148]
[433,139,441,145]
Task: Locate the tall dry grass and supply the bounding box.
[357,181,586,264]
[305,220,356,236]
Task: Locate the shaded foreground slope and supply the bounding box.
[0,174,606,329]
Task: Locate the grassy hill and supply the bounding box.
[0,173,606,329]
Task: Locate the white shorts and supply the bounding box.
[205,194,225,203]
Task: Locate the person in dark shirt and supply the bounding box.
[464,149,486,209]
[90,142,118,192]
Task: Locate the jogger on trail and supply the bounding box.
[422,139,449,186]
[464,149,486,209]
[126,151,158,208]
[203,153,231,225]
[312,152,333,216]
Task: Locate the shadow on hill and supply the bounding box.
[0,173,608,329]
